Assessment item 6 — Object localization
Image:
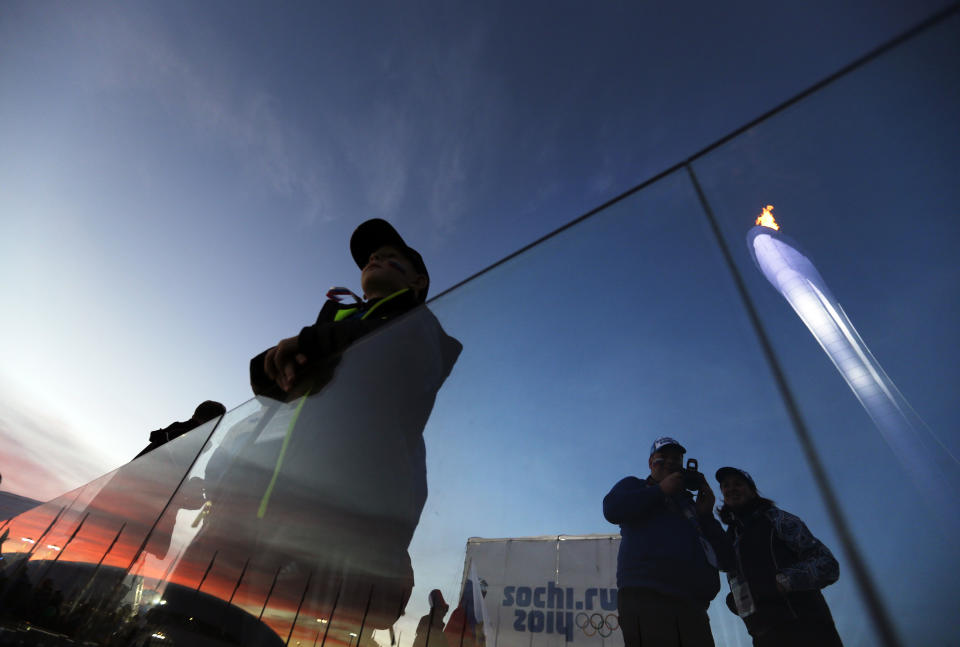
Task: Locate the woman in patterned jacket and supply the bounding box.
[715,467,843,647]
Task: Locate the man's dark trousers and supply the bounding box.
[618,587,715,647]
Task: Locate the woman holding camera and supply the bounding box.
[715,467,843,647]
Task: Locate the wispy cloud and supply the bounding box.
[428,142,466,238]
[65,6,510,244]
[334,101,412,217]
[0,395,109,501]
[74,11,337,225]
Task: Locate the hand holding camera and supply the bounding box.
[682,458,717,516]
[659,470,686,495]
[668,458,715,514]
[659,458,704,495]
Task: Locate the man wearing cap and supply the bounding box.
[603,437,730,647]
[251,218,431,398]
[716,467,842,646]
[232,219,461,630]
[134,400,226,458]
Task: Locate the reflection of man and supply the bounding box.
[250,218,431,399]
[134,400,225,459]
[81,402,225,562]
[602,437,730,647]
[414,589,450,647]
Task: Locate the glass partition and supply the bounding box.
[415,168,795,647]
[690,11,960,645]
[2,10,957,647]
[0,414,216,642]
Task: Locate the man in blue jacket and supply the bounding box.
[603,437,731,647]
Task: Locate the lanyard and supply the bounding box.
[325,286,363,303]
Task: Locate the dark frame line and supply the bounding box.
[686,164,902,647]
[427,1,959,303]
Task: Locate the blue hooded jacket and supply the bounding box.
[603,476,729,606]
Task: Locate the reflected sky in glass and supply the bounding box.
[691,13,959,644]
[415,169,803,645]
[415,13,959,645]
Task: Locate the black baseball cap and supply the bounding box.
[350,219,429,301]
[715,466,757,491]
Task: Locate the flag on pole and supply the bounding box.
[468,561,489,630]
[445,560,489,647]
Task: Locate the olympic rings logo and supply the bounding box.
[575,613,619,638]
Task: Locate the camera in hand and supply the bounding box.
[681,458,703,491]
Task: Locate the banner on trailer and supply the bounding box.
[463,535,622,647]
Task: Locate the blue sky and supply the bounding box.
[1,1,948,484]
[1,2,958,645]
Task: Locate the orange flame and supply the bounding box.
[755,204,780,230]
